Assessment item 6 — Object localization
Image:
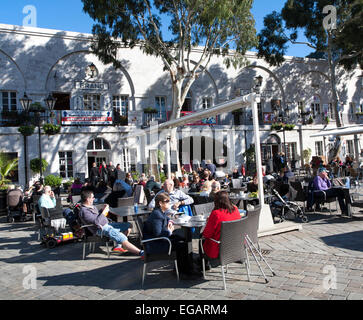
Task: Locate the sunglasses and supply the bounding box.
[162,200,170,203]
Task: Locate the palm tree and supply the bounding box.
[0,153,19,188]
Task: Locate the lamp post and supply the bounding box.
[19,92,32,187]
[29,104,46,184]
[44,93,57,123]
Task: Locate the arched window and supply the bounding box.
[87,138,111,151]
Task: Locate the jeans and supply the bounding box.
[96,222,132,245]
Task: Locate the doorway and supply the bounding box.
[87,152,108,177]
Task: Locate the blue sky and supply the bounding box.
[0,0,314,58]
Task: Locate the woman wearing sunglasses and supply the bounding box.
[143,193,195,277]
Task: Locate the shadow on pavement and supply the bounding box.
[320,230,363,253]
[37,261,206,291]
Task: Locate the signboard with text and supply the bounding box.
[61,110,113,125]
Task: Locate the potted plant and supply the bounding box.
[307,116,314,124]
[271,123,283,131]
[303,148,312,166]
[18,125,35,136]
[44,174,63,196]
[30,158,49,174]
[143,107,158,114]
[0,153,19,216]
[284,124,295,131]
[42,123,61,135]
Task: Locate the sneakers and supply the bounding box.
[112,247,128,253]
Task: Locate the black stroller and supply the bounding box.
[7,189,27,223]
[270,188,308,223]
[264,175,308,223]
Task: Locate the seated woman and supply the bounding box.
[143,193,189,274]
[202,191,241,259]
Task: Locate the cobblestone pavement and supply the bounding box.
[0,205,362,301]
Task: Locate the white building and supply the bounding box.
[0,24,362,187]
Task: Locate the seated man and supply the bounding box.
[307,167,348,215]
[78,189,144,255]
[148,179,194,216]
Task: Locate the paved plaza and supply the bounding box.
[0,202,362,302]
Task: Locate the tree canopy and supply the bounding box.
[257,0,362,69]
[82,0,258,119]
[257,0,362,130]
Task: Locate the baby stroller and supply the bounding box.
[270,187,308,223]
[7,189,27,223]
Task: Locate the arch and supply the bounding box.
[87,137,111,151]
[44,50,136,110]
[266,134,281,145]
[243,64,287,110]
[0,48,27,90]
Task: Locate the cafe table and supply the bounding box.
[109,206,151,223]
[173,218,207,273]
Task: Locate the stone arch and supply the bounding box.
[44,50,136,110]
[0,48,27,91]
[243,64,287,109]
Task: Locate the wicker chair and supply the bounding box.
[200,218,247,290]
[242,207,276,283]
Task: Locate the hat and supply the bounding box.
[318,167,327,173]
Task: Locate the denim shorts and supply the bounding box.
[96,222,131,245]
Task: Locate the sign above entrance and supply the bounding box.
[61,110,113,125]
[75,81,109,90]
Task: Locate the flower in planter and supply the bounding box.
[18,125,35,136]
[143,107,158,114]
[42,123,61,135]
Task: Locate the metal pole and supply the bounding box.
[38,122,43,184]
[23,135,28,187]
[166,134,171,179]
[251,93,264,202]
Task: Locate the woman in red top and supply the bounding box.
[202,191,241,259]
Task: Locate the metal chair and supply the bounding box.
[289,181,307,210]
[242,207,276,283]
[134,216,179,287]
[200,218,247,290]
[71,195,81,205]
[117,197,134,207]
[192,202,214,219]
[77,204,112,260]
[31,195,42,224]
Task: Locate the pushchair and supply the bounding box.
[7,189,27,223]
[270,187,308,223]
[264,175,308,223]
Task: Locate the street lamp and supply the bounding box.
[19,92,32,187]
[45,93,57,123]
[29,104,46,184]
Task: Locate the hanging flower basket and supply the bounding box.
[284,124,295,131]
[143,107,158,114]
[43,123,61,135]
[271,123,283,131]
[18,125,35,136]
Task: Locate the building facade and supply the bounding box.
[0,24,362,187]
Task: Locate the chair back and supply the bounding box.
[143,188,154,205]
[72,195,81,204]
[232,179,242,188]
[40,207,64,220]
[56,197,62,208]
[117,197,134,207]
[289,181,306,202]
[135,216,144,241]
[219,219,246,266]
[133,185,146,204]
[7,190,23,208]
[243,206,261,245]
[193,202,214,218]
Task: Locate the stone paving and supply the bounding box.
[0,204,362,301]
